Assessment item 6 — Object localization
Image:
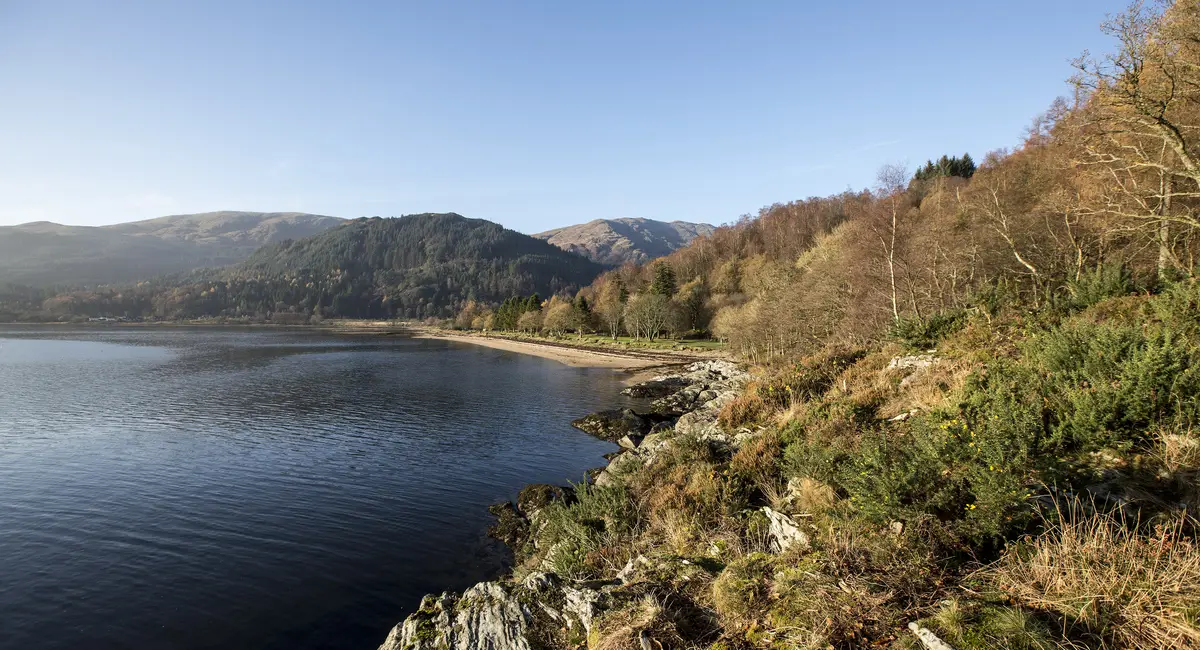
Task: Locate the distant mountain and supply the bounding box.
[230,213,604,318]
[533,218,715,266]
[0,211,343,286]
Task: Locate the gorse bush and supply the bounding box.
[537,482,638,579]
[840,411,1040,542]
[1029,323,1200,451]
[890,311,968,350]
[1063,263,1135,311]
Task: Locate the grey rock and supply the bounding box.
[571,408,649,441]
[763,506,810,553]
[617,434,643,450]
[378,574,605,650]
[908,622,957,650]
[887,354,938,371]
[621,376,690,398]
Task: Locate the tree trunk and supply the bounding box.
[1158,174,1173,280]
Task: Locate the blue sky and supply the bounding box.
[0,1,1130,232]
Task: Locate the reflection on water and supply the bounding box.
[0,327,622,650]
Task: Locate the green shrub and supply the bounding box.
[841,360,1054,542]
[840,414,1039,542]
[1029,324,1200,451]
[1064,263,1135,311]
[1150,277,1200,338]
[890,311,968,350]
[538,482,638,579]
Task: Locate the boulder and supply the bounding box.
[486,501,528,549]
[762,506,810,553]
[571,408,650,441]
[617,434,644,450]
[621,375,690,398]
[516,483,574,515]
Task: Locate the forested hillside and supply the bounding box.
[1,213,603,321]
[229,213,603,318]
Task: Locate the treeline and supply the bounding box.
[452,261,700,340]
[471,1,1199,361]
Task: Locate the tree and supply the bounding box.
[573,295,594,338]
[869,163,912,322]
[624,292,670,341]
[542,296,575,336]
[672,277,708,334]
[454,300,481,329]
[516,308,542,334]
[650,261,677,297]
[913,154,977,182]
[1072,0,1200,279]
[594,279,625,339]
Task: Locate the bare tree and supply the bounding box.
[868,163,910,322]
[1071,0,1200,278]
[623,293,670,341]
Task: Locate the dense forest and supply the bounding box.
[0,213,603,321]
[442,4,1200,649]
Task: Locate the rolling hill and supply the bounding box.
[0,211,343,286]
[227,213,604,318]
[533,217,715,266]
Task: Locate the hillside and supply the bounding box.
[214,213,604,319]
[0,211,342,286]
[533,218,714,265]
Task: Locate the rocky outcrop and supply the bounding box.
[488,484,576,550]
[377,359,748,650]
[570,408,672,442]
[594,361,749,486]
[377,573,606,650]
[620,375,689,399]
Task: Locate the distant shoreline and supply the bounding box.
[410,329,692,371]
[0,319,716,375]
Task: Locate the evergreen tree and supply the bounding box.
[650,262,677,297]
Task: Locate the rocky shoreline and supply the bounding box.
[375,360,750,650]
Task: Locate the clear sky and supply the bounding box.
[0,1,1130,232]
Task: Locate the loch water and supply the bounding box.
[0,327,624,650]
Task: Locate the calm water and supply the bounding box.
[0,327,623,650]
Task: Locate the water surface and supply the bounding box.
[0,327,622,650]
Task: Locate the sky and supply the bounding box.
[0,0,1132,232]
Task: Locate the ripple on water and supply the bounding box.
[0,328,623,650]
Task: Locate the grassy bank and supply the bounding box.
[503,279,1200,649]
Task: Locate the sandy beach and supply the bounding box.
[410,329,698,372]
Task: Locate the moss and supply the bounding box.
[711,552,775,626]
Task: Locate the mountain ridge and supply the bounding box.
[533,217,715,265]
[0,211,343,286]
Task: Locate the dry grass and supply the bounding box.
[990,508,1200,649]
[788,476,836,514]
[1158,427,1200,473]
[589,594,687,650]
[718,388,768,429]
[878,356,972,419]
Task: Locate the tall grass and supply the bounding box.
[990,507,1200,649]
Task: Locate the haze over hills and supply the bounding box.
[533,218,715,266]
[0,212,343,286]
